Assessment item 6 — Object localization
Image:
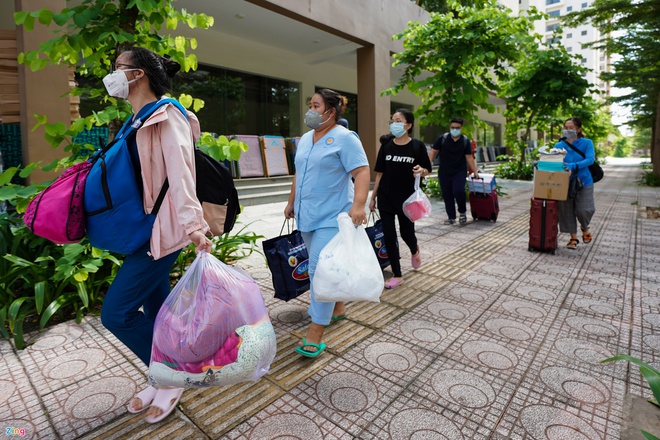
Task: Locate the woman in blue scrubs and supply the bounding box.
[284,89,370,357]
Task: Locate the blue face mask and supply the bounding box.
[450,128,461,137]
[389,122,407,138]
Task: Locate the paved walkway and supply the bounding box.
[2,161,660,439]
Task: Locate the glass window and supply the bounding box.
[172,64,301,138]
[546,23,560,32]
[581,30,588,35]
[567,47,573,52]
[566,33,572,38]
[581,2,588,7]
[546,0,560,5]
[567,6,573,11]
[548,10,561,17]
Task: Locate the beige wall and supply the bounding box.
[6,0,70,182]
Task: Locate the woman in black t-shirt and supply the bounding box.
[369,109,433,289]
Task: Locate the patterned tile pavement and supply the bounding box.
[2,161,660,439]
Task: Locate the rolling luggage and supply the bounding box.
[528,198,558,254]
[469,191,499,222]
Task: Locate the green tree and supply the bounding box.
[502,45,591,161]
[613,138,631,157]
[4,0,246,212]
[563,0,660,175]
[632,127,652,155]
[386,0,542,134]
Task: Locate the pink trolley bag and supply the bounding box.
[23,161,92,244]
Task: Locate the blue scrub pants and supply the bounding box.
[101,242,181,366]
[301,227,339,326]
[439,172,467,220]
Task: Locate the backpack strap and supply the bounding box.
[149,99,189,215]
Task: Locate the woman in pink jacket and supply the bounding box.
[99,47,212,423]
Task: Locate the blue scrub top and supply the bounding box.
[294,126,369,232]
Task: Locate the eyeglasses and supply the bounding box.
[112,62,137,71]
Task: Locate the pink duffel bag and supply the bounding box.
[23,161,91,244]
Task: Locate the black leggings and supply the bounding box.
[379,209,418,278]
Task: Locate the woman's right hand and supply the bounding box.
[284,203,295,219]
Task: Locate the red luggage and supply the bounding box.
[469,191,499,222]
[528,198,558,254]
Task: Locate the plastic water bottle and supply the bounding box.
[0,149,6,214]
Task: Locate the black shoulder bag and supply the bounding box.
[562,138,604,183]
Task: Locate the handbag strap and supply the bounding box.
[562,139,586,159]
[279,218,295,235]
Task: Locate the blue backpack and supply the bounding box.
[84,98,188,254]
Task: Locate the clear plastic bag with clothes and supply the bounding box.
[402,174,432,222]
[313,213,384,303]
[148,251,277,389]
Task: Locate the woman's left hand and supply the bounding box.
[412,165,426,176]
[189,230,213,254]
[348,205,367,226]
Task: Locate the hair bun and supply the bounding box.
[161,55,181,77]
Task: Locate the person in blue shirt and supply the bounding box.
[284,89,370,358]
[556,117,596,249]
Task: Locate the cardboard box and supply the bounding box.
[467,173,496,193]
[533,170,570,201]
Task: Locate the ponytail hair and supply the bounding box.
[120,47,181,97]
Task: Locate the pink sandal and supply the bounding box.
[127,386,157,414]
[411,246,422,269]
[384,277,404,289]
[145,387,184,424]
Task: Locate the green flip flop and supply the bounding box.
[295,338,327,358]
[330,315,346,323]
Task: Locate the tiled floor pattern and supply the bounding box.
[2,164,660,439]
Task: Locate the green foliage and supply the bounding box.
[170,222,264,284]
[386,0,542,132]
[640,171,660,187]
[503,45,591,159]
[613,138,631,157]
[12,0,247,172]
[494,156,534,180]
[2,0,254,347]
[1,212,120,349]
[424,176,442,199]
[602,354,660,439]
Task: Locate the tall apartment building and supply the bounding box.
[524,0,611,97]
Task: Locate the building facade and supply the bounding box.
[1,0,513,182]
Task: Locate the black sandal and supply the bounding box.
[566,238,579,249]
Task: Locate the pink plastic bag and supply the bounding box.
[149,251,277,389]
[402,174,432,222]
[23,161,91,244]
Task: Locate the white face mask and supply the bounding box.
[102,69,140,99]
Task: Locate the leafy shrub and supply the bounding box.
[424,176,442,199]
[170,222,264,284]
[640,171,660,187]
[1,211,120,349]
[602,354,660,440]
[494,156,534,180]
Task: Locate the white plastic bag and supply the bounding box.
[402,174,432,222]
[313,213,384,303]
[148,251,277,389]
